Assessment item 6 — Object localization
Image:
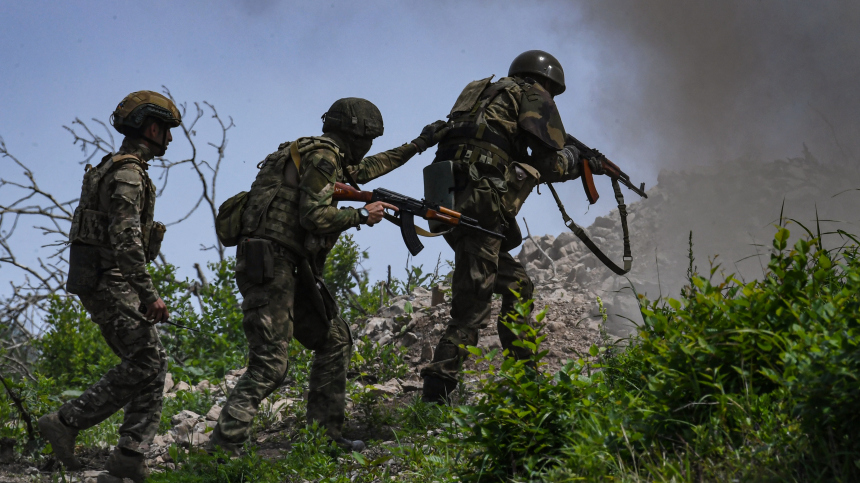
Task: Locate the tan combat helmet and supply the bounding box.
[110,90,182,136]
[509,50,566,96]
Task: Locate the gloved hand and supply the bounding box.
[562,144,605,176]
[561,145,580,175]
[411,120,451,153]
[584,154,604,175]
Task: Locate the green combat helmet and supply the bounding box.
[321,97,384,138]
[508,50,566,96]
[110,90,182,136]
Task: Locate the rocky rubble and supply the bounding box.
[352,282,604,376]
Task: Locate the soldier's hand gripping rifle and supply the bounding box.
[564,133,647,204]
[333,182,504,256]
[545,134,649,276]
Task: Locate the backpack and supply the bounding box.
[215,191,248,247]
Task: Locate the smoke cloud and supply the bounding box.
[565,1,860,167]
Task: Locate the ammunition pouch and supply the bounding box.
[69,208,110,247]
[237,238,275,285]
[147,222,166,262]
[293,258,337,351]
[423,160,456,234]
[501,162,541,218]
[66,243,103,294]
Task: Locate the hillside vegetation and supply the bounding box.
[1,225,858,482]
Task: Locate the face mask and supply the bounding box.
[349,136,373,164]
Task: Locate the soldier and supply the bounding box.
[38,91,179,482]
[206,98,448,455]
[420,50,603,403]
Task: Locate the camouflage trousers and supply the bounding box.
[213,251,352,445]
[58,269,167,454]
[420,229,534,385]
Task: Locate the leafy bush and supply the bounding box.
[447,228,860,481]
[151,259,246,382]
[33,295,118,389]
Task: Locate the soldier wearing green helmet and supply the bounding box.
[206,97,449,455]
[38,90,180,482]
[420,50,604,403]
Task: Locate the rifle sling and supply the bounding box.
[546,179,632,276]
[383,212,450,237]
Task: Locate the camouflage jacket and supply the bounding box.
[241,136,417,269]
[95,138,159,304]
[439,76,577,184]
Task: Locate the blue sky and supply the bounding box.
[2,0,857,286]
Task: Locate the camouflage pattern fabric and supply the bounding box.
[422,76,575,389]
[57,137,165,454]
[58,269,167,454]
[95,138,160,305]
[419,198,534,385]
[213,251,353,443]
[212,135,418,446]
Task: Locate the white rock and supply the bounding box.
[396,332,419,348]
[227,367,247,377]
[366,379,401,397]
[171,410,200,426]
[194,421,217,433]
[193,380,211,393]
[163,373,174,394]
[171,381,191,393]
[399,379,422,392]
[205,404,222,421]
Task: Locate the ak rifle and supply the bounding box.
[565,133,647,204]
[333,182,504,256]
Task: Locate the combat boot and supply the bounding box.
[38,413,81,470]
[99,447,148,483]
[205,426,243,459]
[333,437,366,452]
[421,375,458,405]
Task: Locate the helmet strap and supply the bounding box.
[141,119,168,155]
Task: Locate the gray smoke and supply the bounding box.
[566,1,860,167]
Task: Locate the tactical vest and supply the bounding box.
[439,75,566,172]
[69,152,157,253]
[240,137,342,256]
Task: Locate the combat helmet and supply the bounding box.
[321,98,384,138]
[508,50,566,96]
[111,90,182,136]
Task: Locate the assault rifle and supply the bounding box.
[333,182,504,256]
[565,133,648,204]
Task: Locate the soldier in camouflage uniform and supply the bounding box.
[38,91,180,483]
[207,98,449,454]
[420,50,604,403]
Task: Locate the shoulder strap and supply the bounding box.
[546,180,632,275]
[289,142,301,171]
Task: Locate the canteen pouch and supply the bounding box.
[66,243,102,294]
[147,222,166,262]
[423,160,456,233]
